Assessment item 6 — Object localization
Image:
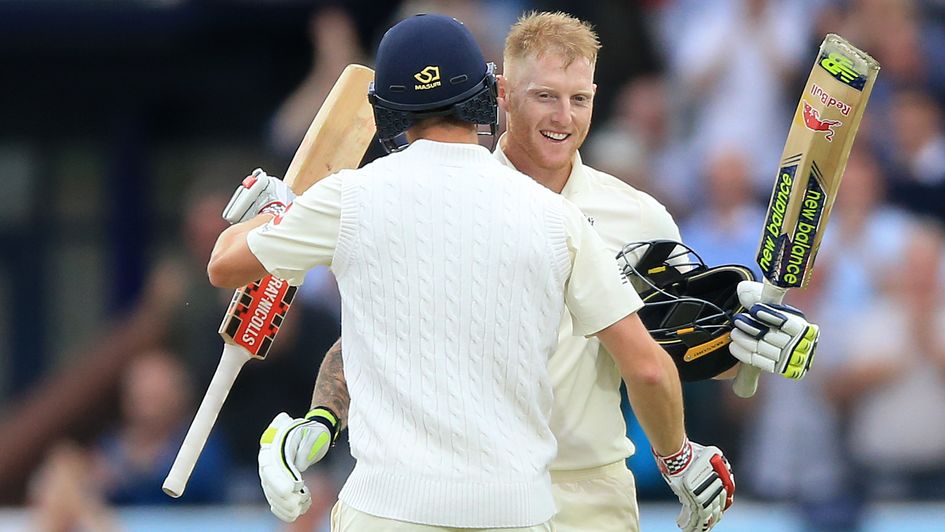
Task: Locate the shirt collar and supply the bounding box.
[494,133,589,197]
[404,138,496,166]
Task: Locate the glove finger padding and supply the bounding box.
[258,412,311,523]
[656,440,735,532]
[730,299,819,380]
[729,328,776,373]
[287,407,338,472]
[223,168,296,224]
[732,313,768,339]
[750,303,806,335]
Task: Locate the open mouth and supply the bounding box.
[541,130,570,142]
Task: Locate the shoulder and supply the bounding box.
[574,165,680,244]
[584,165,671,213]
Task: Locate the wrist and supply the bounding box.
[258,201,289,217]
[305,406,339,443]
[653,436,692,476]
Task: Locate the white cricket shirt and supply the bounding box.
[495,138,682,471]
[247,140,642,527]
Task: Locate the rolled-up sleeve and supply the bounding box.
[246,173,344,285]
[561,200,643,336]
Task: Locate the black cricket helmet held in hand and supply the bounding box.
[368,13,499,152]
[617,240,756,381]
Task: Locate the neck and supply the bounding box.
[407,124,478,145]
[500,136,571,194]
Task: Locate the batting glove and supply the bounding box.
[258,408,339,523]
[223,168,296,224]
[655,438,735,532]
[730,281,819,380]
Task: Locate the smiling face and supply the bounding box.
[499,52,596,190]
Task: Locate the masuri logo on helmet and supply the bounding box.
[414,66,442,89]
[367,13,498,152]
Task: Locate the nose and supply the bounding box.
[550,99,572,126]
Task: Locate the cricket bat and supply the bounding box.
[732,35,880,398]
[162,64,376,497]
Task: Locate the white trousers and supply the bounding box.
[330,500,555,532]
[550,461,640,532]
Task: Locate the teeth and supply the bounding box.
[542,131,568,141]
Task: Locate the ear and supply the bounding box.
[496,74,509,112]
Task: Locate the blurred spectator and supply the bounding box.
[584,75,692,214]
[886,88,945,226]
[678,145,766,276]
[92,348,229,505]
[662,0,812,195]
[849,0,945,100]
[26,349,230,529]
[29,442,119,532]
[818,148,914,311]
[829,222,945,501]
[268,6,368,159]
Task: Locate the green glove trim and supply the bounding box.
[305,406,340,443]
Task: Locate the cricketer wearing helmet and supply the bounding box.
[213,12,735,532]
[492,12,818,532]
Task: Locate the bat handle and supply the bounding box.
[163,343,250,498]
[732,282,788,398]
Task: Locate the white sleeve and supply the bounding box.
[246,173,343,285]
[561,199,643,336]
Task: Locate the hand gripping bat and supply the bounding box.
[163,64,376,497]
[732,35,880,398]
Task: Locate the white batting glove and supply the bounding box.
[655,439,735,532]
[258,408,339,523]
[222,168,296,224]
[730,281,819,380]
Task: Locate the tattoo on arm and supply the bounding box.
[312,337,349,430]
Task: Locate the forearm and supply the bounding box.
[624,345,686,455]
[207,214,271,288]
[597,315,686,455]
[311,337,350,431]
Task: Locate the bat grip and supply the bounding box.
[162,343,250,498]
[732,282,788,398]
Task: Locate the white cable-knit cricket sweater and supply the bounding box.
[332,141,571,527]
[246,139,642,527]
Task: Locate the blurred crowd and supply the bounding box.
[1,0,944,530]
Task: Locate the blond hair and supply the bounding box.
[504,11,600,70]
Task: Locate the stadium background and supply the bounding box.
[1,0,944,530]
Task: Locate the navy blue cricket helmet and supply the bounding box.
[368,13,498,152]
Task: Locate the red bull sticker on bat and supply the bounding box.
[810,83,852,115]
[802,100,842,141]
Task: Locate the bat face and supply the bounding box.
[756,35,880,289]
[282,64,376,192]
[219,65,375,356]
